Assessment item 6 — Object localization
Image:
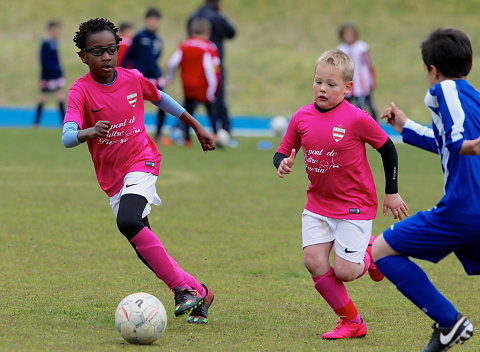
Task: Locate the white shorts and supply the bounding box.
[302,209,372,263]
[109,172,162,218]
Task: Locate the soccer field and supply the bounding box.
[0,128,478,352]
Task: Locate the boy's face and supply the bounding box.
[424,64,440,88]
[49,25,61,38]
[313,63,352,109]
[146,16,160,32]
[79,30,117,84]
[342,27,356,45]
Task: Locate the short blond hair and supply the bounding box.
[314,49,354,82]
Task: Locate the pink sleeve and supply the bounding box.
[276,114,301,156]
[135,69,161,102]
[357,111,388,149]
[64,84,85,128]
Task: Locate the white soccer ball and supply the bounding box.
[216,128,231,147]
[270,116,288,136]
[115,292,167,345]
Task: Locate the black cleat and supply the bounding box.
[174,287,203,317]
[422,313,474,352]
[188,284,214,324]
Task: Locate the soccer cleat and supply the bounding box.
[321,318,367,339]
[188,284,214,324]
[422,314,474,352]
[184,140,193,148]
[173,287,203,317]
[366,235,384,282]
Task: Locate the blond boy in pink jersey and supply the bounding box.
[62,18,215,324]
[274,50,409,339]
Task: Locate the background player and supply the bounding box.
[166,17,220,147]
[117,22,134,69]
[122,8,172,146]
[337,23,378,121]
[187,0,236,146]
[372,28,479,351]
[34,20,65,126]
[62,18,215,324]
[274,49,408,339]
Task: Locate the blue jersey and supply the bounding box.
[40,37,63,80]
[122,28,163,79]
[402,79,480,219]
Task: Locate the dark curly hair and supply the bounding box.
[73,18,121,54]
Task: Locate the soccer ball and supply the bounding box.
[270,116,288,136]
[115,292,167,345]
[216,128,231,147]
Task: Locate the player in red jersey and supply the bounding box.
[62,18,215,324]
[166,18,220,146]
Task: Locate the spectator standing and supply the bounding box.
[117,22,134,69]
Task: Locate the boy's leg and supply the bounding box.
[183,99,196,143]
[34,92,48,126]
[302,212,366,339]
[116,193,203,316]
[372,211,474,349]
[205,102,218,134]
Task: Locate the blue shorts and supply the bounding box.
[383,208,480,275]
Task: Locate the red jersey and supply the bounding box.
[118,36,133,69]
[167,37,220,103]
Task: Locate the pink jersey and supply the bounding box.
[277,101,388,219]
[64,67,162,197]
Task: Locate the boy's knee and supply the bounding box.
[333,267,357,282]
[304,252,330,276]
[371,233,397,262]
[116,213,144,240]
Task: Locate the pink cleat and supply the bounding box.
[366,235,384,282]
[322,319,367,339]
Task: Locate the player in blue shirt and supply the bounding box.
[372,28,480,352]
[34,20,65,126]
[122,8,172,146]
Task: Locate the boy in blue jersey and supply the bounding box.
[372,28,480,352]
[34,20,65,126]
[122,8,172,146]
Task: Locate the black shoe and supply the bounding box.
[422,314,473,352]
[188,284,214,324]
[174,287,203,317]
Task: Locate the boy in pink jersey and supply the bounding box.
[274,50,409,339]
[62,18,215,324]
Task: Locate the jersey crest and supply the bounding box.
[332,126,346,142]
[127,92,137,108]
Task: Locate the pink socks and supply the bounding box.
[130,227,205,296]
[313,268,361,323]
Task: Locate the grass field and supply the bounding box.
[1,128,479,351]
[2,0,480,121]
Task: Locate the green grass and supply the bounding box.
[2,0,480,121]
[0,128,479,351]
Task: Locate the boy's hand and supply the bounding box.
[277,149,296,178]
[383,193,409,220]
[459,136,480,155]
[381,102,407,134]
[78,120,111,142]
[195,127,216,152]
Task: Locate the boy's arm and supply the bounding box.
[62,121,111,148]
[274,115,301,178]
[151,91,215,152]
[382,102,438,154]
[376,137,409,220]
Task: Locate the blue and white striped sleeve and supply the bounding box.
[434,80,465,154]
[402,118,438,154]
